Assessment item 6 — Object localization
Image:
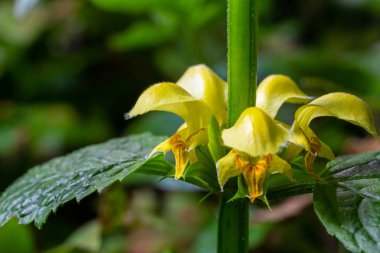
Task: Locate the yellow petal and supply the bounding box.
[281,142,303,162]
[318,139,335,160]
[243,156,269,203]
[149,137,173,157]
[268,154,292,179]
[222,107,289,157]
[172,141,189,180]
[177,65,228,125]
[188,149,198,164]
[216,150,242,190]
[174,123,208,150]
[127,82,211,134]
[295,92,377,137]
[185,128,208,150]
[256,75,313,118]
[290,124,335,161]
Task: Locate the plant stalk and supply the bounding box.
[217,0,259,253]
[217,192,249,253]
[227,0,258,126]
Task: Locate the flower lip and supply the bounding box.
[216,149,292,202]
[222,107,289,157]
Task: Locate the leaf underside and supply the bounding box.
[314,151,380,253]
[0,133,172,229]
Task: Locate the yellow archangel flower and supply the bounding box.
[290,92,378,174]
[127,64,227,179]
[217,75,313,202]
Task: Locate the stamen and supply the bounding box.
[185,128,206,142]
[172,142,189,179]
[309,137,321,156]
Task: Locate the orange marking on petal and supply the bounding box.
[305,137,322,179]
[185,128,206,143]
[243,155,271,203]
[172,141,189,179]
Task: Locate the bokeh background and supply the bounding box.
[1,0,379,252]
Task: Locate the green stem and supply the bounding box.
[217,193,249,253]
[227,0,258,126]
[218,1,259,253]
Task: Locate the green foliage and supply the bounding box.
[0,133,172,228]
[0,219,36,253]
[248,222,273,249]
[91,0,225,77]
[109,22,174,51]
[314,151,380,253]
[91,0,224,50]
[183,146,219,192]
[45,221,101,253]
[0,104,111,158]
[2,0,380,251]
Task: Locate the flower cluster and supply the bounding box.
[127,65,377,202]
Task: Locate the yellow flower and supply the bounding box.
[290,92,378,175]
[217,75,312,202]
[127,64,227,179]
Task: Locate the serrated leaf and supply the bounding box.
[0,133,172,228]
[314,151,380,253]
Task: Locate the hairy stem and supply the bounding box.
[218,1,259,253]
[227,0,258,126]
[217,193,249,253]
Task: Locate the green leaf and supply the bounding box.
[207,116,225,163]
[65,221,101,252]
[109,22,174,51]
[314,151,380,253]
[0,133,172,228]
[248,222,273,249]
[90,0,174,14]
[90,0,154,14]
[0,219,36,253]
[45,221,100,253]
[228,175,247,202]
[183,145,219,192]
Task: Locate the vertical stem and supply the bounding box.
[227,0,258,126]
[218,193,249,253]
[218,1,259,253]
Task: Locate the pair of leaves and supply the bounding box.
[0,131,380,253]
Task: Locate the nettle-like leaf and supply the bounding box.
[0,133,172,228]
[314,151,380,253]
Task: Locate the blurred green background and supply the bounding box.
[0,0,379,252]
